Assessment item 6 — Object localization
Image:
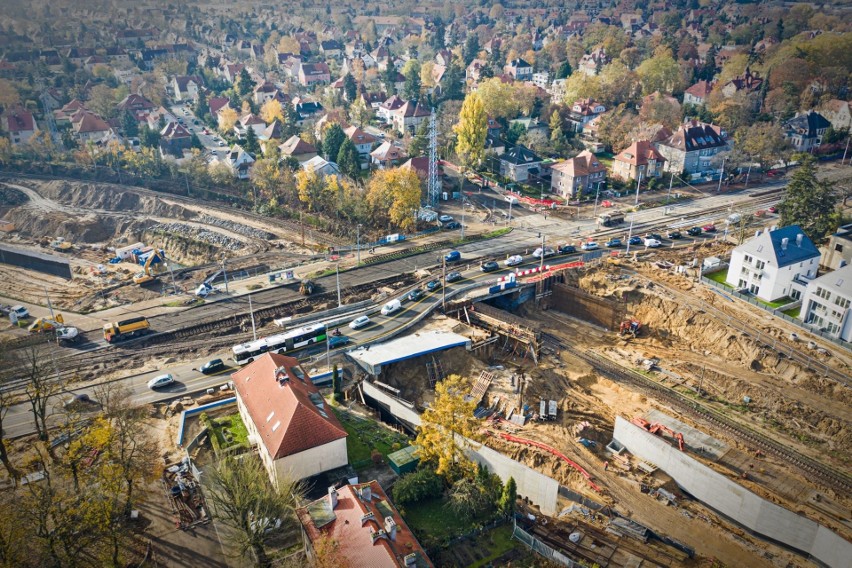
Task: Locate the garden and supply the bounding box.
[332,408,411,469]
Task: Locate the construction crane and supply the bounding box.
[619,319,642,338]
[133,249,165,285]
[631,418,685,451]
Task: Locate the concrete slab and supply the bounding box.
[347,330,471,375]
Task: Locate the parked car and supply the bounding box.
[349,315,371,330]
[702,224,717,232]
[200,358,225,374]
[687,227,702,236]
[628,236,642,246]
[9,305,29,319]
[646,233,662,241]
[444,250,461,263]
[438,214,453,223]
[217,141,225,146]
[445,271,463,283]
[425,279,442,291]
[147,373,175,390]
[406,288,424,302]
[444,221,461,230]
[558,244,577,255]
[480,261,499,272]
[644,238,662,248]
[381,299,403,315]
[605,238,622,248]
[504,255,523,267]
[532,247,556,258]
[666,230,682,239]
[328,335,351,348]
[581,241,599,251]
[768,206,778,213]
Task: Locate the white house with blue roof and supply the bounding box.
[726,225,821,302]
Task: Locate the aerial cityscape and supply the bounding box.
[0,0,850,566]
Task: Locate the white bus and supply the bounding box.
[231,323,327,365]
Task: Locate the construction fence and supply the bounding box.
[512,521,579,568]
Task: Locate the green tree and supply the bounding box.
[321,123,346,162]
[336,138,361,179]
[499,476,517,516]
[734,122,792,173]
[243,125,260,155]
[366,168,422,230]
[506,122,526,145]
[190,133,203,149]
[463,34,480,65]
[195,90,210,120]
[139,124,161,148]
[402,60,422,100]
[349,96,371,127]
[442,60,464,101]
[636,48,683,95]
[409,119,429,157]
[556,61,572,79]
[392,467,444,505]
[343,73,357,102]
[549,110,565,149]
[121,110,139,137]
[454,92,487,175]
[236,68,256,98]
[779,156,840,242]
[382,65,399,95]
[414,374,479,481]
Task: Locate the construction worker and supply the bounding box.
[603,461,609,471]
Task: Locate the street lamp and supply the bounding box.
[539,233,545,272]
[592,181,603,221]
[356,224,362,265]
[717,156,727,193]
[634,172,642,205]
[221,257,229,294]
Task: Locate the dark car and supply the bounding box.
[687,227,702,236]
[328,335,351,348]
[425,279,442,291]
[445,271,463,283]
[444,221,461,230]
[444,250,461,263]
[480,261,499,272]
[200,358,225,374]
[558,244,577,255]
[605,238,622,248]
[628,236,642,245]
[646,233,663,241]
[667,230,682,239]
[702,224,717,233]
[406,288,424,302]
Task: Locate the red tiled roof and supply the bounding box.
[297,481,433,568]
[684,80,715,100]
[6,107,34,133]
[370,141,406,161]
[161,122,191,139]
[550,150,606,177]
[73,111,111,134]
[401,157,429,177]
[208,97,230,116]
[231,353,347,460]
[344,125,376,145]
[614,140,666,166]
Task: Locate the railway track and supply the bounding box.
[540,332,852,496]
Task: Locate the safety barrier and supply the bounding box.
[176,397,236,447]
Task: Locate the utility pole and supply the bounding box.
[592,181,602,221]
[842,136,850,166]
[428,108,440,206]
[336,263,341,307]
[539,233,545,272]
[717,156,727,193]
[221,257,229,294]
[634,172,642,205]
[507,199,513,225]
[43,286,55,321]
[248,293,257,341]
[300,211,305,247]
[356,223,362,265]
[624,217,636,254]
[441,254,447,310]
[744,164,751,189]
[666,173,674,212]
[461,198,466,240]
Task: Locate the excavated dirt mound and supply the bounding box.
[37,180,195,220]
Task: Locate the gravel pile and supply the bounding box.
[198,215,276,240]
[150,222,245,250]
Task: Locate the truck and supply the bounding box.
[103,316,150,343]
[597,211,625,227]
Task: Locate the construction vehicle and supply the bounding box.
[103,316,150,343]
[50,237,73,252]
[56,326,81,344]
[28,313,65,333]
[631,418,685,451]
[619,319,642,338]
[132,249,165,285]
[597,211,625,227]
[299,279,315,296]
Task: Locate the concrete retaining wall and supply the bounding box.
[613,416,851,568]
[361,381,422,427]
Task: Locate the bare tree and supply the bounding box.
[20,346,61,443]
[0,342,19,481]
[206,454,304,567]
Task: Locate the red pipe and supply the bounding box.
[497,432,603,492]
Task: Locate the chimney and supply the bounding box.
[360,484,372,502]
[360,512,375,525]
[781,237,788,250]
[328,487,338,510]
[370,529,387,544]
[384,516,397,541]
[404,553,417,566]
[796,233,803,247]
[275,366,289,383]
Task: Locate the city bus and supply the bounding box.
[231,323,328,365]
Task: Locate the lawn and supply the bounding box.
[705,269,729,285]
[211,413,249,449]
[468,525,517,568]
[705,270,792,309]
[400,497,474,543]
[782,306,801,318]
[332,408,411,468]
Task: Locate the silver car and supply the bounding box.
[147,373,175,389]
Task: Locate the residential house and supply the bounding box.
[146,106,177,130]
[721,67,763,98]
[301,156,340,177]
[612,141,667,181]
[259,121,284,143]
[567,99,606,132]
[822,223,852,271]
[298,62,331,87]
[486,117,501,139]
[54,99,87,123]
[279,135,318,163]
[549,150,607,198]
[104,46,130,64]
[784,111,831,153]
[371,46,391,71]
[158,122,192,158]
[343,125,377,156]
[280,56,302,80]
[426,65,446,96]
[115,93,155,121]
[725,225,820,302]
[800,263,852,341]
[71,111,112,142]
[391,100,430,135]
[819,99,851,131]
[504,58,533,81]
[253,81,278,105]
[655,120,728,175]
[172,75,204,102]
[42,88,64,111]
[320,40,343,58]
[360,91,386,110]
[83,55,108,72]
[116,28,158,45]
[378,95,404,124]
[293,100,324,125]
[382,71,406,95]
[578,47,608,76]
[66,47,96,66]
[235,113,267,139]
[4,107,36,146]
[683,80,715,107]
[498,145,543,183]
[532,71,550,90]
[222,63,244,84]
[208,96,230,116]
[224,144,255,179]
[400,156,429,180]
[370,141,406,169]
[215,103,236,130]
[435,49,453,67]
[466,59,487,83]
[297,481,433,568]
[232,353,348,486]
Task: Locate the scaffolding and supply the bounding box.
[425,355,445,388]
[428,108,440,207]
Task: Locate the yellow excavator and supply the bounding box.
[133,250,166,285]
[29,313,65,333]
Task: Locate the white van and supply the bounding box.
[10,305,29,319]
[505,195,519,205]
[381,299,402,316]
